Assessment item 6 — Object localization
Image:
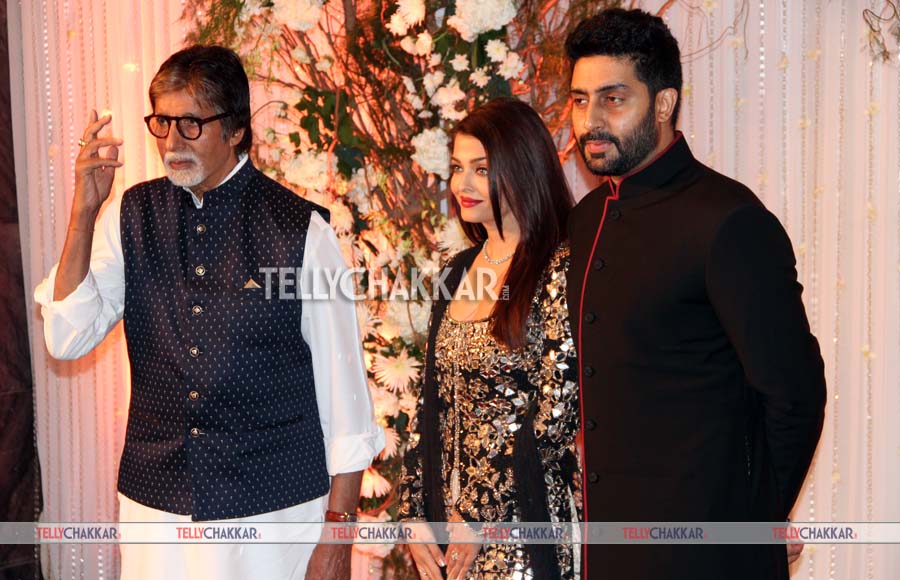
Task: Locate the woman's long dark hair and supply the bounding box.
[450,97,574,349]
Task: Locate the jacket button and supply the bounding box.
[188,391,199,401]
[583,365,595,377]
[592,259,605,271]
[583,312,596,324]
[189,346,201,358]
[190,427,201,438]
[609,209,622,220]
[584,419,597,431]
[194,265,206,277]
[587,472,600,484]
[191,305,204,316]
[196,223,207,234]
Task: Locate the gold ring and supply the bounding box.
[78,139,88,147]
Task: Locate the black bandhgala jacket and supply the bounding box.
[567,134,826,580]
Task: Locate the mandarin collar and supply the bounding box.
[178,158,257,210]
[604,132,695,202]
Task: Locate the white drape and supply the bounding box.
[8,1,187,578]
[8,1,900,579]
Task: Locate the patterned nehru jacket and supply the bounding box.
[117,160,331,520]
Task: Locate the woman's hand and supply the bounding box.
[444,512,481,580]
[403,521,446,579]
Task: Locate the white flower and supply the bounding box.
[485,39,508,63]
[414,31,433,56]
[431,80,466,109]
[338,234,363,268]
[410,127,450,179]
[400,36,417,55]
[450,53,470,72]
[271,0,323,32]
[382,299,430,342]
[397,0,426,26]
[240,0,267,20]
[418,110,434,119]
[406,94,424,110]
[371,349,422,391]
[346,166,376,214]
[429,52,442,67]
[328,200,354,234]
[387,12,409,36]
[498,51,524,79]
[432,80,469,119]
[359,229,396,268]
[422,70,445,96]
[435,218,472,254]
[401,76,417,94]
[290,46,311,64]
[440,106,467,121]
[399,391,419,418]
[356,302,380,339]
[314,57,333,72]
[370,381,400,418]
[447,0,516,42]
[360,467,392,498]
[379,426,400,459]
[281,150,334,192]
[470,67,491,88]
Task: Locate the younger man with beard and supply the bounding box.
[564,9,826,580]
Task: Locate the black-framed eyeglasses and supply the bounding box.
[143,111,233,140]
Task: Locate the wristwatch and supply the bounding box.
[325,509,359,522]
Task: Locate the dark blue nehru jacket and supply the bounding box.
[117,160,331,520]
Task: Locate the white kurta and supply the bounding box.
[35,156,385,580]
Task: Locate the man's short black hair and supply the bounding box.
[565,8,683,127]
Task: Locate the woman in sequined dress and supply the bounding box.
[398,98,581,580]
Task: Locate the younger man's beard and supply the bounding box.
[577,104,659,177]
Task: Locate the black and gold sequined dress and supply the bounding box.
[399,244,581,579]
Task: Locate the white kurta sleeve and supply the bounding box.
[33,195,126,360]
[300,211,385,476]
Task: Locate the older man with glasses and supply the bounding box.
[34,45,383,580]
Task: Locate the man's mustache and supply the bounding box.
[579,130,620,151]
[164,152,199,165]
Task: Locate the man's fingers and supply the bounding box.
[81,110,113,143]
[78,138,123,158]
[105,145,120,162]
[76,157,123,171]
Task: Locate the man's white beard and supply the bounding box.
[164,152,205,188]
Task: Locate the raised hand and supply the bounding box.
[52,110,123,302]
[73,109,122,217]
